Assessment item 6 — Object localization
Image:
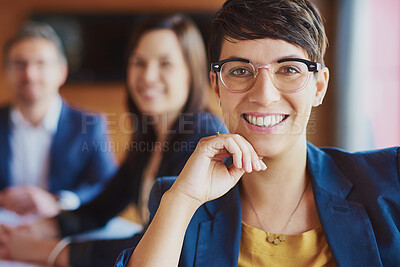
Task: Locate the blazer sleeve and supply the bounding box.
[113,177,176,267]
[66,178,174,267]
[56,160,136,237]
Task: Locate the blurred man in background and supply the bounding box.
[0,21,117,217]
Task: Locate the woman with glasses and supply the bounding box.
[0,14,227,266]
[117,0,400,266]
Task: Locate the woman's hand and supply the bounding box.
[171,133,267,207]
[128,133,266,267]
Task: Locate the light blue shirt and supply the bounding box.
[9,95,80,209]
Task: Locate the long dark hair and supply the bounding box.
[124,14,209,200]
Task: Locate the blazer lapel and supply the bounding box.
[307,143,383,267]
[48,102,73,191]
[0,107,11,187]
[194,186,242,267]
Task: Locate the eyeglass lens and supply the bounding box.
[220,61,309,92]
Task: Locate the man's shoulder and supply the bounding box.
[59,102,106,131]
[0,105,11,124]
[60,101,103,120]
[0,105,11,114]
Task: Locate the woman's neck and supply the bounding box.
[244,138,307,184]
[241,139,308,211]
[240,139,320,234]
[152,111,180,142]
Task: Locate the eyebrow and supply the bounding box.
[220,54,306,64]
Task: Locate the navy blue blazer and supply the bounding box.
[0,103,117,204]
[116,143,400,267]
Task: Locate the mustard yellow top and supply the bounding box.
[238,222,336,267]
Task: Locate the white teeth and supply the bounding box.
[264,116,271,127]
[256,117,263,126]
[245,114,285,127]
[252,116,257,125]
[142,90,161,97]
[270,116,276,126]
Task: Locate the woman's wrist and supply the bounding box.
[130,183,200,266]
[165,185,203,214]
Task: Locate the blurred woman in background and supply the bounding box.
[0,13,227,266]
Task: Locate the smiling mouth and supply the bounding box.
[242,114,288,127]
[139,89,163,98]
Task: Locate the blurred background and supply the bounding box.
[0,0,399,166]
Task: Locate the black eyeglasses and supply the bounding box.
[211,58,321,93]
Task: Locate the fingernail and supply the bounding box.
[237,160,242,169]
[260,160,267,170]
[247,163,253,173]
[255,161,262,171]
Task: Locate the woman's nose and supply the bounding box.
[143,63,159,83]
[247,68,281,106]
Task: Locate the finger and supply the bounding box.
[229,134,264,172]
[198,135,244,169]
[213,150,231,162]
[213,135,244,169]
[228,134,256,172]
[0,246,11,260]
[240,138,267,171]
[259,158,268,170]
[0,225,11,244]
[14,201,34,215]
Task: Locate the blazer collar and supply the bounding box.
[194,143,382,267]
[307,143,382,266]
[195,186,242,267]
[0,106,11,187]
[306,142,353,198]
[48,102,73,181]
[50,101,72,151]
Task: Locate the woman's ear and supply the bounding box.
[210,71,220,103]
[312,67,329,107]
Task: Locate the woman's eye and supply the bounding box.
[132,60,145,67]
[230,68,252,77]
[277,66,301,75]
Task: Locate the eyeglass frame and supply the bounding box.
[211,57,322,93]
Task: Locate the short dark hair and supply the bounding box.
[3,21,67,66]
[209,0,328,65]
